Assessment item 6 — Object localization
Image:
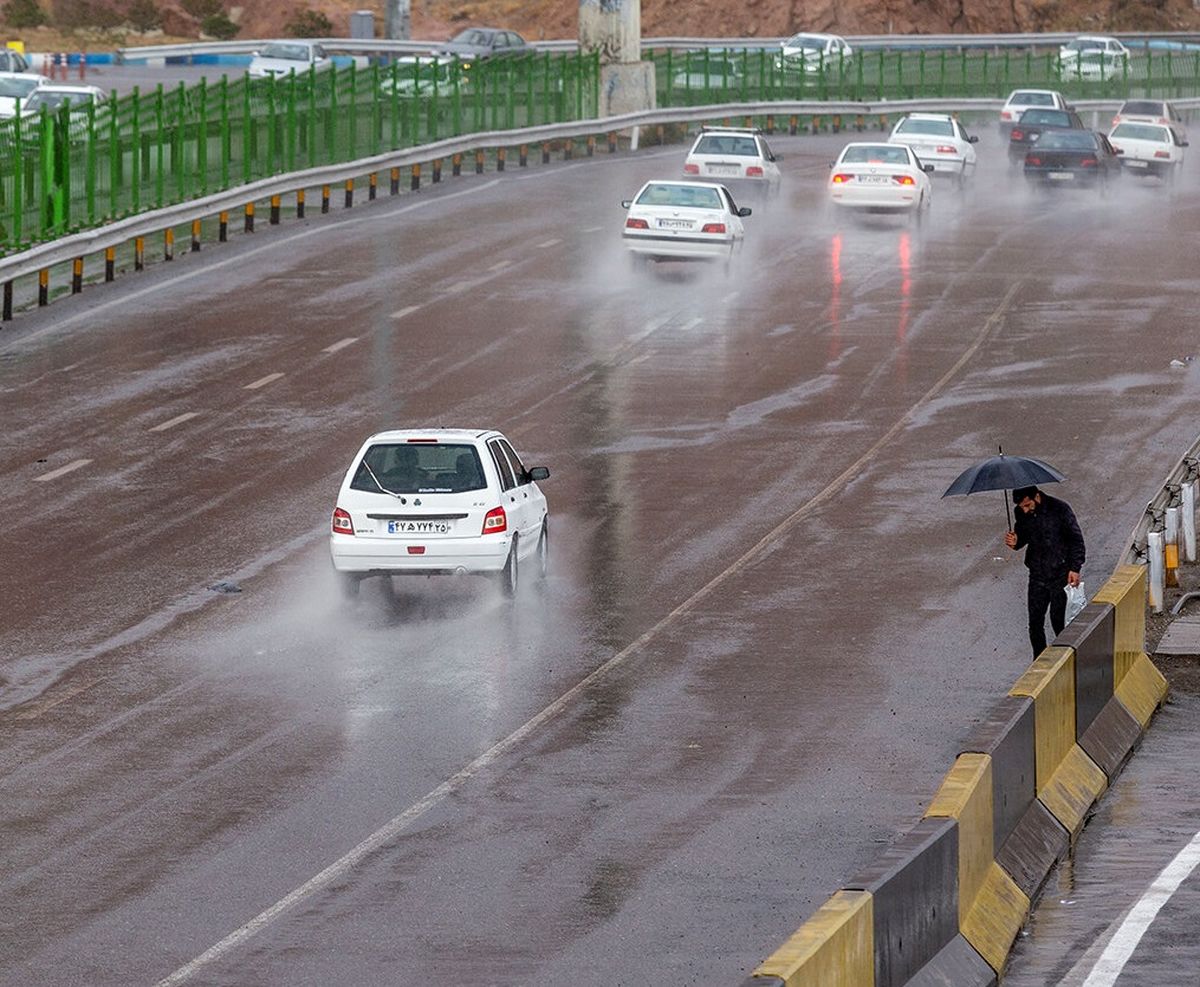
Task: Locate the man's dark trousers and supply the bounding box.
[1028,569,1069,656]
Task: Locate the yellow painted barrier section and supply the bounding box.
[1038,744,1107,837]
[926,754,1028,973]
[754,890,874,987]
[1093,565,1147,685]
[1010,647,1076,789]
[1115,652,1169,728]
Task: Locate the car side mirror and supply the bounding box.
[923,164,935,173]
[528,466,550,481]
[621,199,631,208]
[968,135,979,143]
[737,206,752,217]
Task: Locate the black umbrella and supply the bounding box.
[942,447,1066,530]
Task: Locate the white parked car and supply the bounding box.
[249,41,332,80]
[0,72,48,118]
[887,113,979,183]
[379,55,460,96]
[998,89,1070,136]
[330,429,550,598]
[622,180,750,268]
[776,32,852,72]
[1059,35,1130,67]
[1111,98,1187,144]
[1108,121,1188,179]
[683,126,780,195]
[828,142,934,220]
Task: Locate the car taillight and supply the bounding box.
[745,165,764,176]
[625,217,649,229]
[700,222,727,233]
[1010,128,1024,141]
[1080,157,1099,167]
[1001,110,1012,120]
[936,144,956,154]
[332,507,354,535]
[1026,155,1042,166]
[482,506,507,534]
[831,173,852,183]
[1159,117,1169,124]
[683,163,699,174]
[893,175,915,185]
[1112,116,1120,127]
[1154,150,1171,159]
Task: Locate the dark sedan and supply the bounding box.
[436,28,535,64]
[1023,130,1121,189]
[1007,107,1086,163]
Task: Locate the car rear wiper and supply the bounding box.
[361,459,404,499]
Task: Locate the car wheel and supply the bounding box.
[501,535,520,597]
[536,521,549,581]
[338,572,360,600]
[913,194,926,226]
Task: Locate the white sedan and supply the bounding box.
[622,180,750,267]
[248,41,333,80]
[682,126,781,195]
[775,32,852,72]
[0,72,47,118]
[1108,121,1188,180]
[828,142,934,219]
[888,112,979,182]
[330,428,550,598]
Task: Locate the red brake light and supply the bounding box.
[745,165,764,177]
[831,172,852,183]
[332,507,354,535]
[683,163,699,174]
[1026,155,1042,166]
[700,222,726,234]
[1112,116,1120,127]
[893,175,915,185]
[1010,129,1024,140]
[482,506,507,534]
[1001,110,1012,120]
[407,546,425,555]
[1154,150,1171,159]
[936,144,956,154]
[1159,117,1168,124]
[1080,157,1098,167]
[625,217,649,229]
[407,438,437,443]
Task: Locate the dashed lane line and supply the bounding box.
[154,281,1022,987]
[488,260,513,272]
[149,412,200,433]
[536,237,563,248]
[33,459,92,482]
[243,373,284,391]
[390,304,421,320]
[321,337,359,354]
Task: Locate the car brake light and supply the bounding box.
[893,175,915,185]
[831,173,852,183]
[1010,128,1024,141]
[332,507,354,535]
[1026,155,1041,166]
[683,163,699,174]
[1001,110,1012,120]
[936,144,956,154]
[1159,117,1168,124]
[407,546,425,555]
[1154,150,1171,159]
[407,438,438,443]
[625,217,649,229]
[745,165,764,176]
[482,506,507,534]
[1080,157,1098,167]
[700,222,727,234]
[1112,116,1120,127]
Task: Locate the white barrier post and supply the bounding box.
[1148,530,1166,613]
[1185,480,1198,563]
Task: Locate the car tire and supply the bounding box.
[338,572,360,600]
[501,536,520,598]
[536,521,549,581]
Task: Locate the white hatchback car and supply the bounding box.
[622,180,750,267]
[1108,121,1188,179]
[775,32,852,72]
[683,126,780,195]
[330,429,549,598]
[829,142,934,219]
[998,89,1070,136]
[888,113,979,182]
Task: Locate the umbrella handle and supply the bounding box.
[1003,488,1013,532]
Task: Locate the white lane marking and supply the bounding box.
[321,337,358,354]
[582,225,603,233]
[445,281,469,294]
[1080,829,1200,987]
[679,316,703,331]
[390,304,421,320]
[488,260,512,272]
[149,412,200,433]
[536,238,563,248]
[155,282,1023,987]
[3,181,503,353]
[244,372,284,390]
[34,459,92,482]
[723,291,740,303]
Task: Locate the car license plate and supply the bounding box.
[708,164,740,175]
[1048,171,1074,180]
[388,520,450,534]
[1125,159,1149,168]
[658,218,691,229]
[857,175,889,184]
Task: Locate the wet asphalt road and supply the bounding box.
[2,132,1200,985]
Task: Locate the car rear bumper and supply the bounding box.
[1120,158,1175,175]
[829,188,919,211]
[1024,167,1104,185]
[623,233,733,260]
[330,533,511,574]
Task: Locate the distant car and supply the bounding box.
[1111,98,1187,144]
[1108,121,1188,179]
[18,84,111,145]
[683,126,780,195]
[1059,35,1130,67]
[1024,130,1121,189]
[436,27,535,66]
[0,48,29,74]
[670,47,745,93]
[248,41,332,80]
[0,72,48,118]
[775,32,852,72]
[887,113,978,183]
[379,55,462,97]
[622,180,750,268]
[828,142,934,220]
[329,428,550,599]
[998,89,1070,136]
[1007,106,1086,163]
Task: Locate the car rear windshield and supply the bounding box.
[841,145,910,165]
[1020,109,1071,126]
[1036,131,1095,149]
[784,35,825,50]
[695,135,759,155]
[1111,123,1169,141]
[896,118,954,136]
[1011,91,1054,106]
[1120,101,1164,115]
[636,184,723,208]
[350,443,487,494]
[261,43,311,61]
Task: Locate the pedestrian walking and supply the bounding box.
[1004,486,1086,656]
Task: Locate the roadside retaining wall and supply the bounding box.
[743,564,1167,986]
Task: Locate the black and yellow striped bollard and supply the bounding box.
[475,149,484,174]
[321,184,330,213]
[104,246,115,281]
[497,147,506,172]
[452,152,462,177]
[270,194,281,224]
[432,159,442,183]
[296,189,306,218]
[344,179,354,208]
[191,219,201,252]
[164,227,174,260]
[71,257,83,293]
[411,163,421,191]
[218,211,228,241]
[38,268,49,306]
[244,202,255,232]
[134,236,145,270]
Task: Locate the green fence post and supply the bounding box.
[327,66,338,163]
[452,58,462,134]
[85,100,96,224]
[388,59,399,147]
[430,58,441,140]
[267,72,278,173]
[306,66,317,163]
[108,91,119,217]
[131,86,141,213]
[154,84,164,208]
[38,106,52,236]
[285,71,296,171]
[219,76,230,188]
[663,48,673,107]
[243,76,253,183]
[348,61,358,160]
[12,112,23,243]
[197,77,208,195]
[174,80,186,201]
[370,60,381,152]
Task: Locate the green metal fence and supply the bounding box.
[0,51,600,251]
[653,47,1200,107]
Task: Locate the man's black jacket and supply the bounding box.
[1013,493,1086,580]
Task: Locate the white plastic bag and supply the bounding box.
[1064,581,1087,624]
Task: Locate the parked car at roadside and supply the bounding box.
[248,41,333,80]
[0,72,48,118]
[775,32,852,73]
[436,27,535,66]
